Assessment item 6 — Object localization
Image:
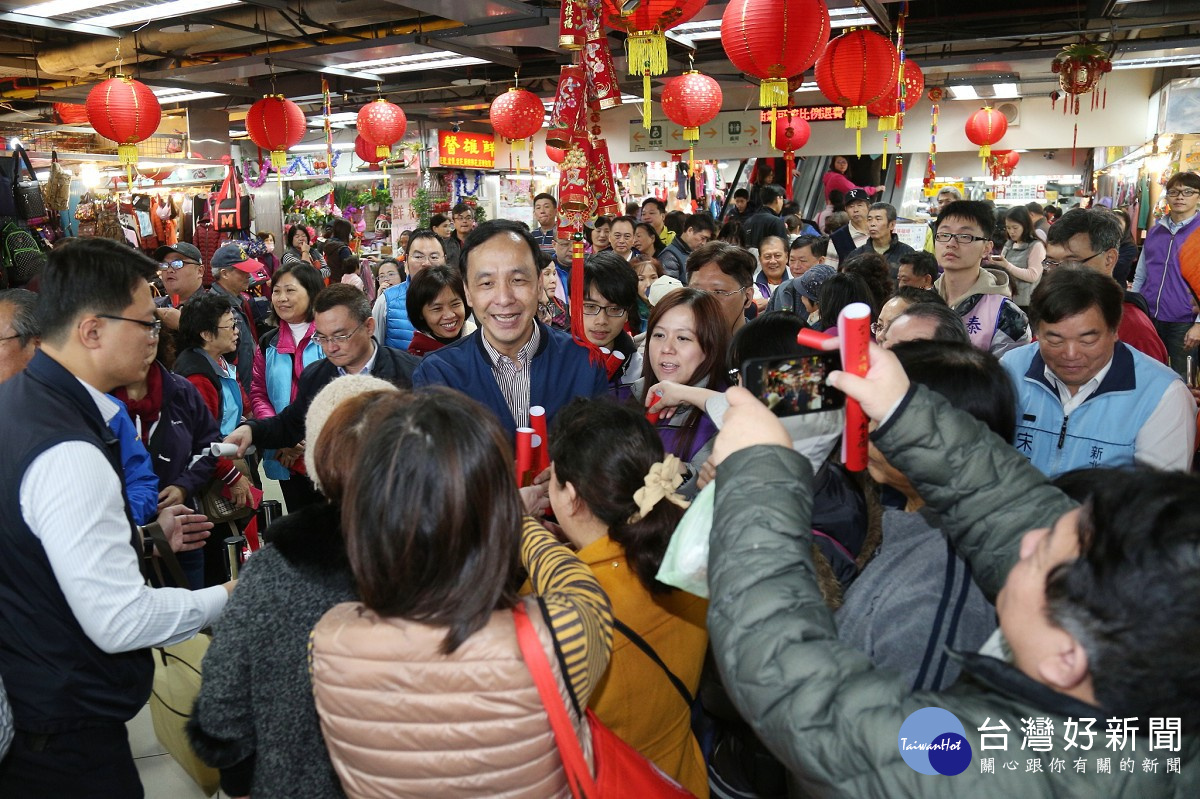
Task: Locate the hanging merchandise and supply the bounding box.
[589,137,621,217]
[560,0,587,49]
[582,18,622,110]
[86,74,162,182]
[989,150,1020,180]
[815,29,899,156]
[601,0,709,126]
[1050,39,1113,165]
[721,0,830,143]
[246,95,307,170]
[546,143,567,164]
[867,59,923,154]
[489,85,544,171]
[660,71,722,168]
[924,87,942,188]
[964,106,1008,170]
[773,117,812,201]
[547,65,588,148]
[136,166,174,184]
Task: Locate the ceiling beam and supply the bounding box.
[269,57,385,82]
[192,15,316,47]
[0,12,120,38]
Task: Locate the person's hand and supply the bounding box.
[158,307,182,331]
[223,581,238,597]
[695,457,717,491]
[156,505,213,553]
[157,485,186,512]
[229,475,254,509]
[875,185,886,193]
[224,425,254,457]
[826,338,911,422]
[711,387,792,467]
[276,445,302,470]
[753,295,770,313]
[518,467,551,516]
[646,380,691,421]
[1185,323,1200,350]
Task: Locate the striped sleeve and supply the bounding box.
[520,517,612,708]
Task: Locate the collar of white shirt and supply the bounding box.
[338,339,380,376]
[77,377,121,425]
[1044,355,1115,415]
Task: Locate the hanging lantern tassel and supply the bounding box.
[845,106,868,157]
[628,33,669,79]
[978,143,991,172]
[784,150,796,200]
[1072,123,1078,167]
[642,67,652,129]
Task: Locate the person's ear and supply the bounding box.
[363,316,376,338]
[78,316,104,350]
[1103,248,1119,275]
[558,479,583,516]
[1037,629,1091,693]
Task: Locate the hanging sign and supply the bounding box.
[759,106,846,123]
[437,130,496,169]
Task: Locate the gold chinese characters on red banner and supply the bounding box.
[760,106,846,123]
[438,130,496,169]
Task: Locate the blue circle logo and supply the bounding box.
[898,707,973,776]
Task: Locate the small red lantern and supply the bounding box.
[773,116,811,201]
[355,135,384,165]
[815,29,899,155]
[965,106,1008,168]
[546,143,567,164]
[357,99,407,160]
[660,71,722,142]
[136,166,174,183]
[488,87,544,142]
[989,149,1020,180]
[867,59,925,132]
[722,0,830,140]
[86,75,162,168]
[246,95,306,170]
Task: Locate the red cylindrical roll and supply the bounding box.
[547,65,587,148]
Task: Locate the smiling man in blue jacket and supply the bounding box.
[413,220,607,440]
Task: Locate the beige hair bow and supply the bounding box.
[628,454,692,524]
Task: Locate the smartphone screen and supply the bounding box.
[741,351,846,417]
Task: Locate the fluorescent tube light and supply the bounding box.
[948,85,980,100]
[1113,54,1200,70]
[12,0,115,17]
[338,51,488,75]
[81,0,239,27]
[992,83,1020,98]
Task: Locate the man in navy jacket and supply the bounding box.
[414,220,607,440]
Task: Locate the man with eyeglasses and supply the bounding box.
[1043,208,1167,364]
[0,288,38,382]
[152,242,205,332]
[443,202,475,269]
[580,251,642,399]
[372,230,446,351]
[0,239,228,797]
[208,243,269,396]
[224,284,417,460]
[1131,171,1200,378]
[932,200,1031,357]
[685,240,757,334]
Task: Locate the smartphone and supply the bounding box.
[741,350,846,417]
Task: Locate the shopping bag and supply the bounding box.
[149,634,220,797]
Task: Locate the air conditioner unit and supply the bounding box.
[997,100,1021,128]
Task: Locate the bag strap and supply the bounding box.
[611,618,694,708]
[513,602,598,799]
[144,521,190,589]
[14,147,37,181]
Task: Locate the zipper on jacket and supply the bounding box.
[1153,231,1178,319]
[1057,415,1069,449]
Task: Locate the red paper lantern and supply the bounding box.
[489,87,544,142]
[867,59,925,131]
[355,135,384,164]
[136,166,174,183]
[602,0,707,77]
[660,71,722,141]
[721,0,830,126]
[989,149,1020,179]
[815,29,898,153]
[774,117,811,153]
[86,75,162,167]
[54,102,89,125]
[546,143,567,164]
[357,99,407,160]
[246,95,306,170]
[965,105,1008,166]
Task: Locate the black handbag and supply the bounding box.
[12,148,47,222]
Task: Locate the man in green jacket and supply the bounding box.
[707,345,1199,797]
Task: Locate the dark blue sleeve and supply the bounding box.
[107,401,161,525]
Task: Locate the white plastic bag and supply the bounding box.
[656,480,716,597]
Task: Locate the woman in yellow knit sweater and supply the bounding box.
[549,399,709,798]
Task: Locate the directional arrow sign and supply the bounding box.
[704,127,718,138]
[671,129,682,140]
[633,130,645,142]
[745,125,758,137]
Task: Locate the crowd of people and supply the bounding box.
[1,164,1199,799]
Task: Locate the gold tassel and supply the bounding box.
[627,33,668,76]
[878,115,897,132]
[642,70,652,130]
[760,79,789,109]
[856,128,862,157]
[270,150,288,170]
[770,109,778,151]
[684,126,698,142]
[376,144,390,160]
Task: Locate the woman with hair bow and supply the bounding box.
[549,399,709,798]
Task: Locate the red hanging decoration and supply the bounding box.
[489,87,544,142]
[357,98,407,160]
[924,87,942,188]
[557,138,592,217]
[660,71,722,142]
[773,115,811,201]
[721,0,830,143]
[988,149,1020,180]
[601,0,708,101]
[582,23,622,110]
[547,65,587,148]
[559,0,587,50]
[86,74,162,169]
[1051,40,1112,103]
[546,143,567,164]
[54,102,89,125]
[246,95,306,170]
[589,137,621,217]
[867,59,924,132]
[815,29,899,156]
[136,166,174,183]
[964,106,1008,169]
[355,134,384,165]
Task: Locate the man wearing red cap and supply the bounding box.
[209,243,268,394]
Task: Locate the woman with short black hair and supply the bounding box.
[405,265,468,356]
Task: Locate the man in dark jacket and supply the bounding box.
[706,348,1200,797]
[829,188,873,265]
[208,242,269,395]
[848,202,916,277]
[225,284,418,457]
[659,214,716,281]
[740,184,788,251]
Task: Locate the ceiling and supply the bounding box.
[0,0,1198,136]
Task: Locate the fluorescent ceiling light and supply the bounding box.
[292,142,357,152]
[671,20,722,40]
[152,87,223,103]
[338,50,488,75]
[307,112,359,128]
[1113,54,1200,70]
[829,7,876,27]
[948,85,980,100]
[12,0,113,17]
[992,83,1020,98]
[80,0,239,27]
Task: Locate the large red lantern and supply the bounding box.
[815,29,898,155]
[867,59,924,132]
[355,135,384,165]
[488,87,544,142]
[965,106,1008,168]
[722,0,830,138]
[660,71,722,142]
[773,115,811,201]
[601,0,707,80]
[357,99,407,160]
[246,95,306,170]
[86,75,162,168]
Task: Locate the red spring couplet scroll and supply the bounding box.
[837,303,871,471]
[516,427,537,487]
[645,391,663,424]
[529,405,550,473]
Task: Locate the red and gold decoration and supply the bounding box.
[815,28,899,156]
[86,74,162,181]
[355,134,384,164]
[989,149,1020,181]
[489,85,544,171]
[1051,39,1112,165]
[923,86,942,188]
[54,102,89,125]
[589,136,621,217]
[357,98,407,161]
[136,166,174,183]
[557,138,592,219]
[964,105,1008,170]
[868,59,923,134]
[582,21,622,110]
[560,0,587,50]
[773,116,811,200]
[602,0,708,126]
[547,64,587,148]
[721,0,830,142]
[546,143,567,164]
[660,70,722,168]
[245,94,306,170]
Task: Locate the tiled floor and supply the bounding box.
[134,477,285,798]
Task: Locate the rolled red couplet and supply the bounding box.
[837,303,872,472]
[530,406,550,472]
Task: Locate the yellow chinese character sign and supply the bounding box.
[438,130,496,169]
